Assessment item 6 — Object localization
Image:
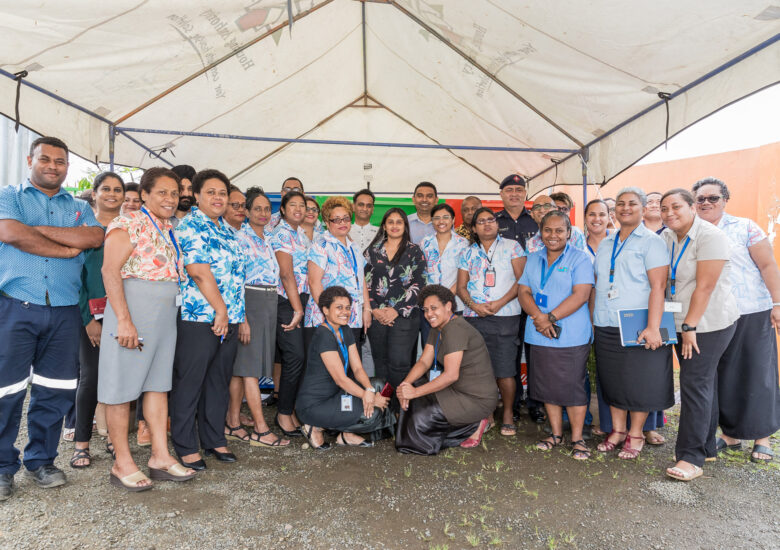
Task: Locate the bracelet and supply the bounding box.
[773,303,780,307]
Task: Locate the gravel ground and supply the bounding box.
[1,392,778,550]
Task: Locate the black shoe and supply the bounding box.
[180,458,207,471]
[25,464,66,488]
[203,448,237,462]
[528,407,546,424]
[512,408,523,422]
[263,392,279,407]
[275,415,303,438]
[0,473,15,501]
[582,424,593,441]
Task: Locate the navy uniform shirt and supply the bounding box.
[496,208,537,250]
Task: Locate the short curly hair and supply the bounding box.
[319,285,353,311]
[418,284,457,312]
[321,196,353,222]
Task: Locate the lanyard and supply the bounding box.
[483,237,499,266]
[587,229,608,257]
[324,321,349,375]
[141,207,181,277]
[609,229,636,284]
[670,236,691,296]
[432,315,456,368]
[337,240,360,289]
[540,250,566,290]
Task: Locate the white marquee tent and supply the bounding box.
[1,1,778,196]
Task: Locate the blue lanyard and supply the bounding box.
[587,229,608,257]
[609,229,635,284]
[141,207,181,270]
[432,315,456,368]
[670,236,691,296]
[337,240,360,289]
[540,250,566,290]
[324,321,349,375]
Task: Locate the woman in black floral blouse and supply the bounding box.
[365,208,427,391]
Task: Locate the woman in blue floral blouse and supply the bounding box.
[364,208,427,393]
[170,169,246,471]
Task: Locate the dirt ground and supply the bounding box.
[1,394,778,550]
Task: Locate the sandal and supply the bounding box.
[536,434,564,451]
[618,434,645,460]
[750,444,774,464]
[644,430,665,446]
[275,415,303,438]
[591,426,607,437]
[109,470,153,492]
[301,424,331,451]
[715,437,742,453]
[105,441,115,460]
[62,428,75,442]
[69,448,91,469]
[336,433,373,448]
[571,439,591,460]
[499,423,517,437]
[249,430,290,448]
[224,423,250,442]
[460,418,493,449]
[666,464,703,481]
[148,462,197,482]
[597,430,627,452]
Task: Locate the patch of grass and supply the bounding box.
[429,545,448,550]
[404,463,413,478]
[488,534,504,546]
[561,531,576,545]
[547,535,558,549]
[459,514,473,527]
[443,521,454,539]
[465,532,480,547]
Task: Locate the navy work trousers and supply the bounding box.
[0,295,80,474]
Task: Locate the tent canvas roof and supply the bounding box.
[1,0,778,195]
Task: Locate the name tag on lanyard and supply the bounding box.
[341,394,353,412]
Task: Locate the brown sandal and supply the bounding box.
[618,434,645,459]
[597,430,626,452]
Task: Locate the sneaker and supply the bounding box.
[25,464,66,488]
[0,473,15,501]
[137,420,151,447]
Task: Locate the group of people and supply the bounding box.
[1,136,778,500]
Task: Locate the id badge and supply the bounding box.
[484,267,496,288]
[664,301,682,313]
[340,395,353,412]
[535,293,548,308]
[607,287,620,300]
[429,369,442,382]
[175,294,182,307]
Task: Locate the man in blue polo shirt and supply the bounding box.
[0,137,103,500]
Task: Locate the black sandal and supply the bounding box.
[224,423,250,442]
[571,439,591,460]
[336,432,373,448]
[275,414,302,438]
[301,424,331,451]
[105,441,115,460]
[249,430,289,448]
[536,434,564,451]
[70,448,91,469]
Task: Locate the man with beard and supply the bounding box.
[170,165,196,227]
[0,137,104,500]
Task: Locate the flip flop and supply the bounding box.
[109,470,153,492]
[715,437,742,453]
[750,444,774,464]
[148,462,197,482]
[644,430,665,445]
[250,430,290,448]
[666,465,703,482]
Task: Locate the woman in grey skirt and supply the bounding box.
[517,211,595,460]
[100,167,196,491]
[226,188,289,448]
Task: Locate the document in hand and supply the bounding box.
[617,309,678,347]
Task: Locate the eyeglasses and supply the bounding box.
[432,215,452,222]
[531,204,555,212]
[475,218,497,225]
[557,206,570,214]
[328,216,351,225]
[228,202,245,210]
[281,187,301,194]
[696,195,722,205]
[305,206,320,213]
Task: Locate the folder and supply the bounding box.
[617,308,678,347]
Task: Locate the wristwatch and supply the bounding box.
[681,323,696,332]
[547,312,558,324]
[365,387,376,393]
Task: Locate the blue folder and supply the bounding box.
[617,309,678,347]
